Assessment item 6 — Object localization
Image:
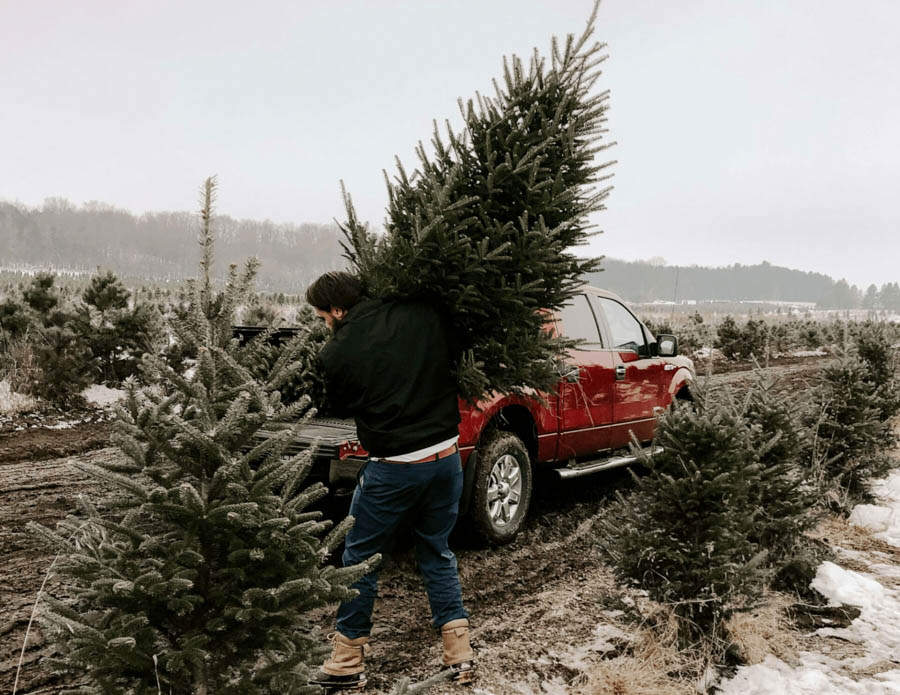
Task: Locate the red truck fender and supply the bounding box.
[457,392,548,517]
[666,365,695,404]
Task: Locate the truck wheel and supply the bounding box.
[470,430,533,545]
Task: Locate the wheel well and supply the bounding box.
[486,405,538,463]
[676,384,693,402]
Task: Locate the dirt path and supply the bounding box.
[0,422,111,465]
[0,450,119,694]
[0,357,831,694]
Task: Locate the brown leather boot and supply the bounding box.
[441,618,476,684]
[309,632,370,691]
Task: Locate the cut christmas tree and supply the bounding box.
[340,1,613,401]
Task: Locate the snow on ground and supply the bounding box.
[788,348,829,358]
[547,623,630,672]
[81,384,126,407]
[693,346,722,360]
[717,471,900,695]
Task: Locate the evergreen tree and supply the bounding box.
[741,318,768,360]
[340,2,612,401]
[598,391,767,647]
[30,178,378,694]
[22,271,59,315]
[83,270,131,312]
[880,282,900,312]
[31,323,95,407]
[852,321,900,440]
[78,270,162,383]
[0,296,31,338]
[266,306,331,411]
[810,348,894,510]
[741,374,821,591]
[863,284,879,310]
[715,316,742,359]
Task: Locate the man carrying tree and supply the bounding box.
[306,270,476,690]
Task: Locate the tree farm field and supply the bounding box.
[4,349,888,695]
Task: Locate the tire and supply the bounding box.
[469,430,533,545]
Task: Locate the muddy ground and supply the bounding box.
[0,356,837,694]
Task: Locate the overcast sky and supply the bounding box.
[2,0,898,289]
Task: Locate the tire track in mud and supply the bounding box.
[0,357,830,694]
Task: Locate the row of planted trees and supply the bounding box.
[600,322,900,664]
[645,312,900,362]
[0,268,322,409]
[0,271,165,407]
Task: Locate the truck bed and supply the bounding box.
[258,417,358,459]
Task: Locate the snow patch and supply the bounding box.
[789,348,828,357]
[720,654,900,694]
[717,470,900,694]
[81,384,126,407]
[45,420,76,430]
[692,346,721,359]
[810,561,885,609]
[549,623,629,671]
[849,471,900,546]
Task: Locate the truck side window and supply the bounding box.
[597,297,646,353]
[558,294,603,347]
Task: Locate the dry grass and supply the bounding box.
[576,604,708,695]
[579,589,806,694]
[725,592,799,665]
[0,334,39,401]
[811,515,900,560]
[0,379,38,415]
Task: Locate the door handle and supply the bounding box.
[615,364,626,381]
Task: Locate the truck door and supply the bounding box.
[556,294,615,459]
[593,296,664,448]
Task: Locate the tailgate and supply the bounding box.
[256,417,359,459]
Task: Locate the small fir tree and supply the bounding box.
[598,391,767,647]
[741,373,822,591]
[248,305,331,412]
[741,318,768,361]
[83,270,131,313]
[340,2,612,401]
[810,348,894,511]
[32,323,95,407]
[853,321,900,426]
[715,316,742,360]
[77,270,162,383]
[0,296,31,338]
[22,271,60,316]
[30,178,377,694]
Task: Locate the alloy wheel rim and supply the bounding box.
[486,453,523,527]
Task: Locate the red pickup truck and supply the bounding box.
[247,286,694,544]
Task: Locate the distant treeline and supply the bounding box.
[0,199,344,292]
[1,199,897,308]
[588,259,900,310]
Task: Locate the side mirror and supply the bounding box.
[658,334,678,357]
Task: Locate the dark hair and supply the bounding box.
[305,271,364,312]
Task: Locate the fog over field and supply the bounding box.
[1,1,898,287]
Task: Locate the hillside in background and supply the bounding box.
[2,199,896,307]
[587,259,866,307]
[0,199,344,292]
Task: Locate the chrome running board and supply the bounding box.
[555,446,662,480]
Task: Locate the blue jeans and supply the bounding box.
[336,451,468,639]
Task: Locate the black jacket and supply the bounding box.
[317,298,460,457]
